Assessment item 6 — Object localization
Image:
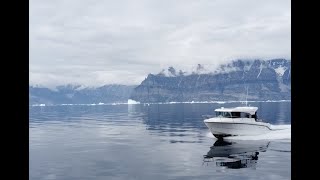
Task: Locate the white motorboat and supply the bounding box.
[203,106,271,138]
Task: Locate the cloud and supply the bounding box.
[30,0,291,87]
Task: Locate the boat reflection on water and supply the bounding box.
[203,139,270,169]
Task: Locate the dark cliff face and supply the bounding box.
[29,84,136,105]
[130,59,291,103]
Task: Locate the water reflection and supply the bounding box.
[203,139,270,169]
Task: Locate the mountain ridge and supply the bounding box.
[29,59,291,105]
[29,84,137,105]
[130,59,291,103]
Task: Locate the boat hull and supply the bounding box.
[204,119,271,137]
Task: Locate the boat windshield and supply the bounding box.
[215,111,251,118]
[216,111,232,118]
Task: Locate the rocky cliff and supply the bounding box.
[130,59,291,103]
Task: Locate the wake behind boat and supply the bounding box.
[203,106,271,139]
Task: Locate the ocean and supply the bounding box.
[30,101,291,180]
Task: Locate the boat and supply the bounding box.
[203,106,271,138]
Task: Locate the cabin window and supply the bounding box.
[216,111,254,118]
[240,112,251,118]
[231,112,241,118]
[224,112,231,118]
[215,112,232,118]
[252,112,257,120]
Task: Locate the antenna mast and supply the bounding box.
[245,86,248,106]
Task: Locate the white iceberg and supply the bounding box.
[128,99,140,104]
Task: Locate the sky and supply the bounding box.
[30,0,291,88]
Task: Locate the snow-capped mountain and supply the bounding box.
[29,59,290,105]
[130,59,291,103]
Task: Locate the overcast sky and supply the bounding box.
[30,0,291,88]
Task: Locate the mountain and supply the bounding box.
[29,84,136,105]
[130,59,291,103]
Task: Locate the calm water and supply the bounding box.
[30,102,291,180]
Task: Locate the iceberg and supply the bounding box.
[128,99,140,104]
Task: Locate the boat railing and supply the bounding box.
[256,119,263,122]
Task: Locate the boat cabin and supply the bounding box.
[214,107,258,120]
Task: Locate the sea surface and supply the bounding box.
[30,102,291,180]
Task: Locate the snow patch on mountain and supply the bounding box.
[275,66,287,76]
[257,63,263,78]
